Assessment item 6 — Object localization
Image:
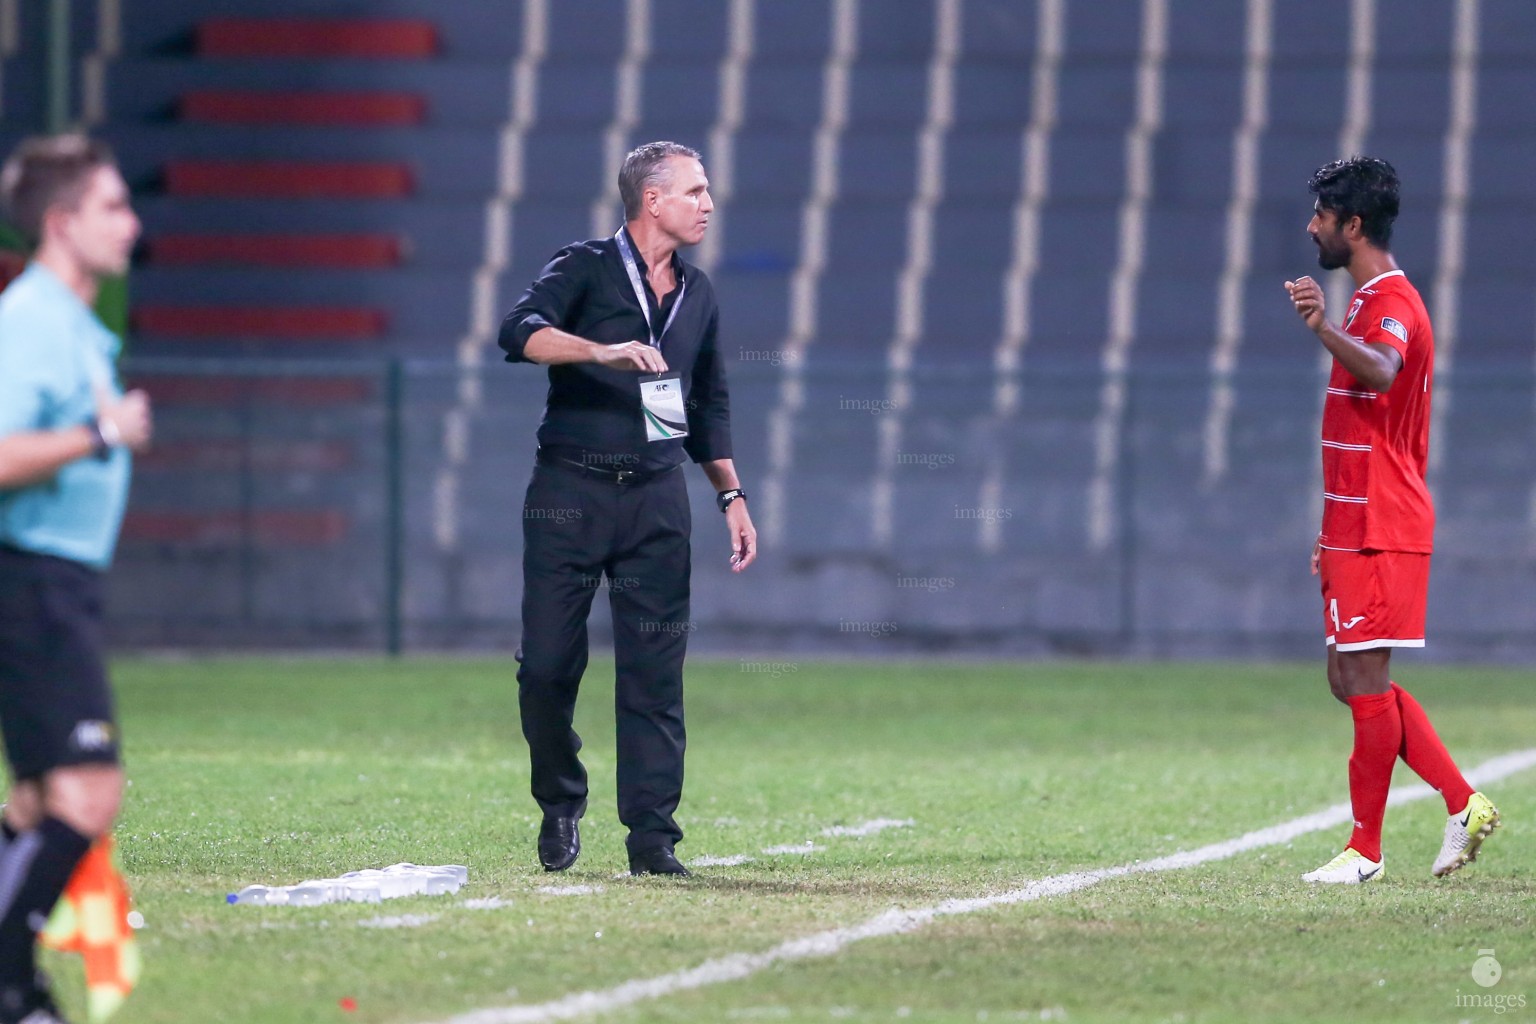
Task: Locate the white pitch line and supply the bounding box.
[422,748,1536,1024]
[693,855,755,868]
[821,819,914,838]
[761,842,819,856]
[464,897,515,910]
[360,913,439,930]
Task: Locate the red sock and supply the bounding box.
[1345,691,1400,862]
[1391,682,1475,814]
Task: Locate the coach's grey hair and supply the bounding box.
[618,141,701,220]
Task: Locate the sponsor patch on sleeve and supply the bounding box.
[1380,316,1408,344]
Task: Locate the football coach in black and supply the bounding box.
[498,141,757,877]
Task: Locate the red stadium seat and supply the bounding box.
[125,375,375,406]
[123,510,350,546]
[195,19,437,59]
[163,160,414,199]
[0,249,25,293]
[136,440,354,473]
[180,91,428,126]
[147,234,404,268]
[132,306,388,339]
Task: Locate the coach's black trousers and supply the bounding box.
[517,459,692,850]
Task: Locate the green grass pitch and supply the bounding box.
[26,657,1536,1023]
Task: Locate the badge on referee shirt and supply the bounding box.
[639,373,689,442]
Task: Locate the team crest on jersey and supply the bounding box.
[1344,297,1363,328]
[1380,316,1408,343]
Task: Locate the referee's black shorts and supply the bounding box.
[0,544,120,780]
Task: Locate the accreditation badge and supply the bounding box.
[639,373,689,442]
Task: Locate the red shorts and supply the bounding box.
[1319,548,1430,651]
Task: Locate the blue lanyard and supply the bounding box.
[615,228,686,350]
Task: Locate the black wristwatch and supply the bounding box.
[85,417,116,461]
[716,488,747,513]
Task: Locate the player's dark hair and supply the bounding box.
[1308,156,1399,249]
[0,134,117,247]
[618,141,701,221]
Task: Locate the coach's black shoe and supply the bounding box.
[628,845,690,877]
[537,816,580,872]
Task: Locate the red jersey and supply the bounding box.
[1319,269,1434,553]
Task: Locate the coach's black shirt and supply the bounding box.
[498,228,732,472]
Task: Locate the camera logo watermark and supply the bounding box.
[839,619,899,639]
[525,505,584,524]
[739,659,799,678]
[954,505,1014,521]
[583,575,641,593]
[738,348,800,368]
[639,619,697,637]
[894,451,955,470]
[581,452,641,468]
[838,395,898,415]
[896,575,956,593]
[1455,949,1527,1014]
[1475,950,1504,989]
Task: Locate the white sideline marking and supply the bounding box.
[464,898,514,910]
[761,842,819,856]
[693,855,756,868]
[423,749,1536,1024]
[536,885,603,897]
[821,819,914,838]
[360,913,439,930]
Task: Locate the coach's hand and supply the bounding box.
[593,340,669,373]
[1284,276,1327,334]
[726,501,757,572]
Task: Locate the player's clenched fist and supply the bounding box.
[1284,276,1327,334]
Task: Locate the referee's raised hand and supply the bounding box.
[593,340,669,373]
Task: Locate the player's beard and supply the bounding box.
[1314,231,1350,271]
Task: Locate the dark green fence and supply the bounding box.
[110,357,1536,661]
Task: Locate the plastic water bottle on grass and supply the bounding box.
[229,864,469,906]
[287,882,333,907]
[423,869,460,896]
[228,885,271,906]
[377,866,418,899]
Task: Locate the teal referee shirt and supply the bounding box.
[0,263,131,570]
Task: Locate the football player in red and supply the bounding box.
[1284,156,1499,884]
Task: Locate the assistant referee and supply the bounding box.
[498,141,756,877]
[0,134,150,1021]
